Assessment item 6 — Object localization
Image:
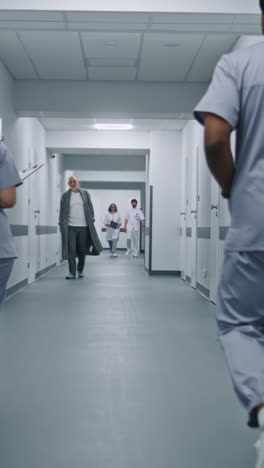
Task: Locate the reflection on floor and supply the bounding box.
[0,252,256,468]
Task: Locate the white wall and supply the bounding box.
[75,170,145,183]
[148,130,182,272]
[182,121,201,281]
[0,58,64,292]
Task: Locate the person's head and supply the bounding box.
[131,199,138,208]
[68,176,79,192]
[260,0,264,32]
[108,203,117,213]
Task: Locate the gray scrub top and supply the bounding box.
[194,41,264,251]
[0,142,22,258]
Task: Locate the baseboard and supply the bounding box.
[196,282,210,299]
[186,275,191,284]
[35,263,57,280]
[6,278,28,298]
[104,247,127,251]
[146,269,181,277]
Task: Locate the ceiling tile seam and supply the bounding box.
[0,18,258,26]
[0,25,259,34]
[0,19,65,24]
[62,11,69,30]
[227,35,241,54]
[147,13,153,31]
[0,27,254,36]
[184,34,208,82]
[39,118,49,131]
[78,32,90,81]
[135,32,146,81]
[0,55,16,81]
[16,31,40,79]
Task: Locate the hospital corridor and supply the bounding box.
[0,253,257,468]
[0,1,263,467]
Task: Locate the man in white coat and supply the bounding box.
[124,199,145,257]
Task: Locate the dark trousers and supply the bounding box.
[0,258,15,305]
[68,226,88,276]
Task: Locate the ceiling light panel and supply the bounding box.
[94,123,133,130]
[19,31,86,80]
[0,31,37,79]
[139,33,204,81]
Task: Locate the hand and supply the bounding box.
[142,226,145,232]
[124,227,127,233]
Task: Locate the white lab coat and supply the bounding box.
[104,212,122,241]
[125,207,144,234]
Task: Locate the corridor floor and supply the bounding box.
[0,252,256,468]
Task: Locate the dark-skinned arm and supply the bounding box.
[204,113,235,198]
[0,186,16,208]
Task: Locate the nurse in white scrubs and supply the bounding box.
[104,203,122,257]
[124,199,145,257]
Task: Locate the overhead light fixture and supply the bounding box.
[94,123,133,130]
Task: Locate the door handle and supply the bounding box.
[191,210,197,214]
[34,210,40,213]
[180,212,186,216]
[211,205,218,210]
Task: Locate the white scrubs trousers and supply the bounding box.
[127,230,139,254]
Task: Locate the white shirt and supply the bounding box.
[125,207,144,232]
[69,191,87,227]
[104,211,122,241]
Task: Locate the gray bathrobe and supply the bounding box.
[59,188,103,260]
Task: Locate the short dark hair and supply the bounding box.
[260,0,264,13]
[131,199,138,204]
[108,203,117,213]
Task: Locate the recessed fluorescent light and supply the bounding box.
[94,123,133,130]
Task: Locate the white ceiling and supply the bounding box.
[40,117,189,131]
[0,10,261,82]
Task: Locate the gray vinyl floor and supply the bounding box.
[0,251,257,468]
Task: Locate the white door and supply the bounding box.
[27,148,39,284]
[56,181,61,265]
[209,177,220,303]
[180,157,187,280]
[190,146,199,288]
